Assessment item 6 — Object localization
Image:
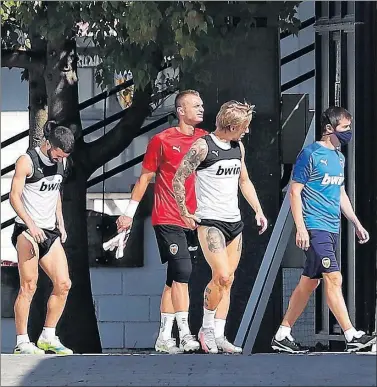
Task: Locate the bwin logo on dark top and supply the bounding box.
[40,181,61,191]
[216,164,241,176]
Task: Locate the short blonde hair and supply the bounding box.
[175,90,200,110]
[216,100,255,131]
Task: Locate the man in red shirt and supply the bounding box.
[116,90,206,353]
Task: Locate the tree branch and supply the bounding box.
[1,49,45,70]
[84,87,153,175]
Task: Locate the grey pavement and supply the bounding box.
[1,352,376,386]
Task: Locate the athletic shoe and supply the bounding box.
[14,342,45,355]
[346,332,376,352]
[37,336,73,355]
[198,327,218,354]
[155,337,183,354]
[215,336,242,354]
[179,334,200,352]
[271,336,308,354]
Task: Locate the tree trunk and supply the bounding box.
[28,69,48,148]
[58,164,102,353]
[28,34,47,148]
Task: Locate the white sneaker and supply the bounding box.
[179,334,200,352]
[215,336,242,354]
[14,342,45,355]
[155,337,183,354]
[198,327,218,354]
[37,336,73,355]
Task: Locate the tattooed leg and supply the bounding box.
[216,233,242,320]
[197,226,229,311]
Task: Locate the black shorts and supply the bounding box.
[199,219,244,243]
[153,225,199,264]
[11,223,61,260]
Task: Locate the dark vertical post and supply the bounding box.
[354,1,377,334]
[189,22,282,352]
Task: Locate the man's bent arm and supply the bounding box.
[173,138,208,216]
[340,186,361,227]
[289,182,306,230]
[238,142,263,214]
[9,156,35,230]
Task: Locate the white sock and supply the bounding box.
[275,325,292,341]
[214,318,226,339]
[344,327,358,342]
[40,327,56,341]
[202,307,216,329]
[16,334,30,346]
[175,311,191,339]
[158,313,175,340]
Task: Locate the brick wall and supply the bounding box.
[90,217,166,351]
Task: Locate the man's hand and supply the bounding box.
[28,224,47,244]
[255,212,268,235]
[355,224,370,244]
[182,213,201,230]
[58,225,67,243]
[116,215,133,232]
[296,227,310,250]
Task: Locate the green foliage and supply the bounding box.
[1,1,300,90]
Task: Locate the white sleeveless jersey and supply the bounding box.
[195,134,242,222]
[15,147,66,230]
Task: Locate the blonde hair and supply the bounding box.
[216,100,255,131]
[175,89,200,110]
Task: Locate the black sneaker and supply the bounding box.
[271,337,309,354]
[346,333,376,352]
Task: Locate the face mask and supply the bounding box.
[334,130,352,146]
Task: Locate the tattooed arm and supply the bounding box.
[239,141,268,234]
[173,138,208,229]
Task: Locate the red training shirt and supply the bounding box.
[142,126,207,227]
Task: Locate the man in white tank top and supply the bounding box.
[173,101,268,354]
[9,121,74,355]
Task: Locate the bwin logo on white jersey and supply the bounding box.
[321,173,344,185]
[40,181,62,191]
[216,164,241,176]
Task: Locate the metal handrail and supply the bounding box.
[281,43,315,65]
[281,69,315,92]
[280,17,315,39]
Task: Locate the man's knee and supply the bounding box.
[213,271,232,288]
[323,271,342,287]
[168,258,192,284]
[299,276,320,293]
[54,278,72,296]
[19,278,38,299]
